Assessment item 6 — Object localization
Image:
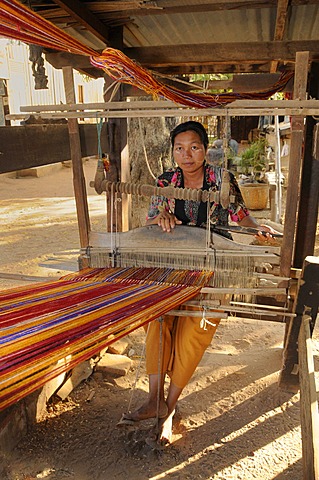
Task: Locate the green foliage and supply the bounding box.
[239,137,268,182]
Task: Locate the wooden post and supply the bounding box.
[62,66,90,250]
[299,316,319,480]
[103,74,129,232]
[121,125,130,231]
[279,256,319,392]
[294,62,319,268]
[280,51,309,278]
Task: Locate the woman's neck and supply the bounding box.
[182,165,205,189]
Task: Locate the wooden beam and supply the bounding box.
[37,0,276,22]
[299,316,319,480]
[0,124,108,174]
[279,256,319,392]
[7,106,319,121]
[62,66,91,250]
[192,73,290,93]
[44,51,277,75]
[152,63,277,75]
[52,0,109,44]
[280,51,309,278]
[124,41,319,67]
[78,0,319,17]
[18,99,319,113]
[294,62,319,268]
[270,0,290,73]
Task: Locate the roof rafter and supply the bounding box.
[270,0,290,73]
[52,0,110,43]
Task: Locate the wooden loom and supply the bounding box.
[86,176,290,323]
[0,176,290,412]
[3,58,318,478]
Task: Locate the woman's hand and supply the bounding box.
[237,216,282,245]
[156,211,182,232]
[254,224,282,245]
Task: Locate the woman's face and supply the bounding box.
[173,130,206,175]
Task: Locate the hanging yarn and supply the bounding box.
[1,0,294,109]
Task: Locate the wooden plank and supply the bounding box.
[85,0,278,16]
[166,310,228,319]
[62,66,90,251]
[201,287,287,295]
[280,51,309,278]
[7,106,319,122]
[0,124,108,174]
[279,256,319,392]
[19,100,179,112]
[19,99,319,113]
[0,272,59,282]
[124,41,319,67]
[44,51,275,75]
[299,316,319,480]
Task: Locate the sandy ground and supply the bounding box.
[0,159,318,480]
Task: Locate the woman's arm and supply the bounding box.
[238,215,280,243]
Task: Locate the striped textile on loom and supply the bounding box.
[62,266,214,287]
[0,267,210,411]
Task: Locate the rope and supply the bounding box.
[138,118,156,180]
[126,321,150,414]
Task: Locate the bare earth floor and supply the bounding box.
[0,160,318,480]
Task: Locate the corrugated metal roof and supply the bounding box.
[17,0,319,75]
[124,5,319,47]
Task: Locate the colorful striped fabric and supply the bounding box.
[0,267,207,411]
[0,0,294,109]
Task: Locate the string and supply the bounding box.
[156,317,164,429]
[138,118,156,180]
[96,116,104,166]
[126,321,150,414]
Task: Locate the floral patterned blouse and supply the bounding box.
[147,162,250,238]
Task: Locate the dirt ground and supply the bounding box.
[0,159,318,480]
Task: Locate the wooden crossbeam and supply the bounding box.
[6,99,319,121]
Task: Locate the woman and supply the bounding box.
[120,121,275,445]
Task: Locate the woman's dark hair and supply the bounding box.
[170,121,209,150]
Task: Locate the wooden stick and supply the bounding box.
[201,287,287,295]
[0,272,59,282]
[166,310,227,319]
[18,99,319,112]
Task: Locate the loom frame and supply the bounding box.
[3,53,319,479]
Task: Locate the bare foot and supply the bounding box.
[118,400,168,425]
[146,409,175,448]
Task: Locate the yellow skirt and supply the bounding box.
[144,306,220,389]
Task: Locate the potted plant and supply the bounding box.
[238,137,270,210]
